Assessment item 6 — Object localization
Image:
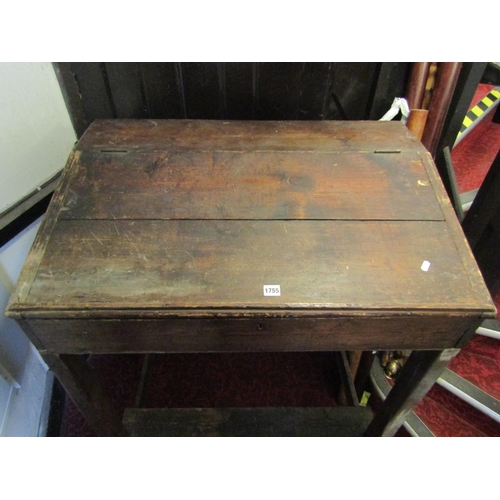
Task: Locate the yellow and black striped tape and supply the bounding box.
[456,88,500,144]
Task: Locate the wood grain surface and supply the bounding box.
[6,119,496,333]
[6,118,496,438]
[24,219,479,311]
[123,406,373,437]
[75,119,422,152]
[28,314,480,354]
[61,149,443,221]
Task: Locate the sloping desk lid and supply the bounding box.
[6,120,496,317]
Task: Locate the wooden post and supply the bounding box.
[421,62,463,156]
[336,351,360,406]
[407,109,429,140]
[364,349,460,436]
[405,62,431,110]
[42,353,127,437]
[422,63,438,110]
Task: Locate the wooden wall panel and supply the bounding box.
[65,62,408,126]
[181,63,221,119]
[70,62,115,119]
[224,62,255,119]
[104,63,149,119]
[298,62,333,120]
[368,63,411,120]
[141,63,185,119]
[254,62,306,119]
[329,62,379,120]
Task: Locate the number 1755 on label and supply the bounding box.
[263,285,281,296]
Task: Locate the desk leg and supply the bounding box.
[42,353,127,437]
[363,348,460,437]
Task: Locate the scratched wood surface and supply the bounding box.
[6,119,496,339]
[26,220,477,310]
[6,119,497,438]
[75,119,422,152]
[61,150,443,221]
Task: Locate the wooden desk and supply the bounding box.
[6,119,496,436]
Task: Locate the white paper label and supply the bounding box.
[263,285,281,296]
[421,261,431,272]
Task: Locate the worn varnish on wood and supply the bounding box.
[7,119,495,346]
[5,119,496,436]
[62,150,443,221]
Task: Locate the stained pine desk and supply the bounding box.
[6,120,496,436]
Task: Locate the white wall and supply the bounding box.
[0,62,76,213]
[0,218,42,386]
[0,62,76,436]
[0,217,46,436]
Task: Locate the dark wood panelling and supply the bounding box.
[329,62,379,120]
[140,63,184,119]
[67,62,409,126]
[181,62,221,119]
[255,63,306,119]
[224,62,255,119]
[52,63,89,137]
[297,62,333,120]
[70,62,115,119]
[104,63,149,118]
[368,63,411,120]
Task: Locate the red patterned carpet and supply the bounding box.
[414,387,500,437]
[452,84,500,193]
[412,83,500,437]
[414,321,500,437]
[59,352,341,437]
